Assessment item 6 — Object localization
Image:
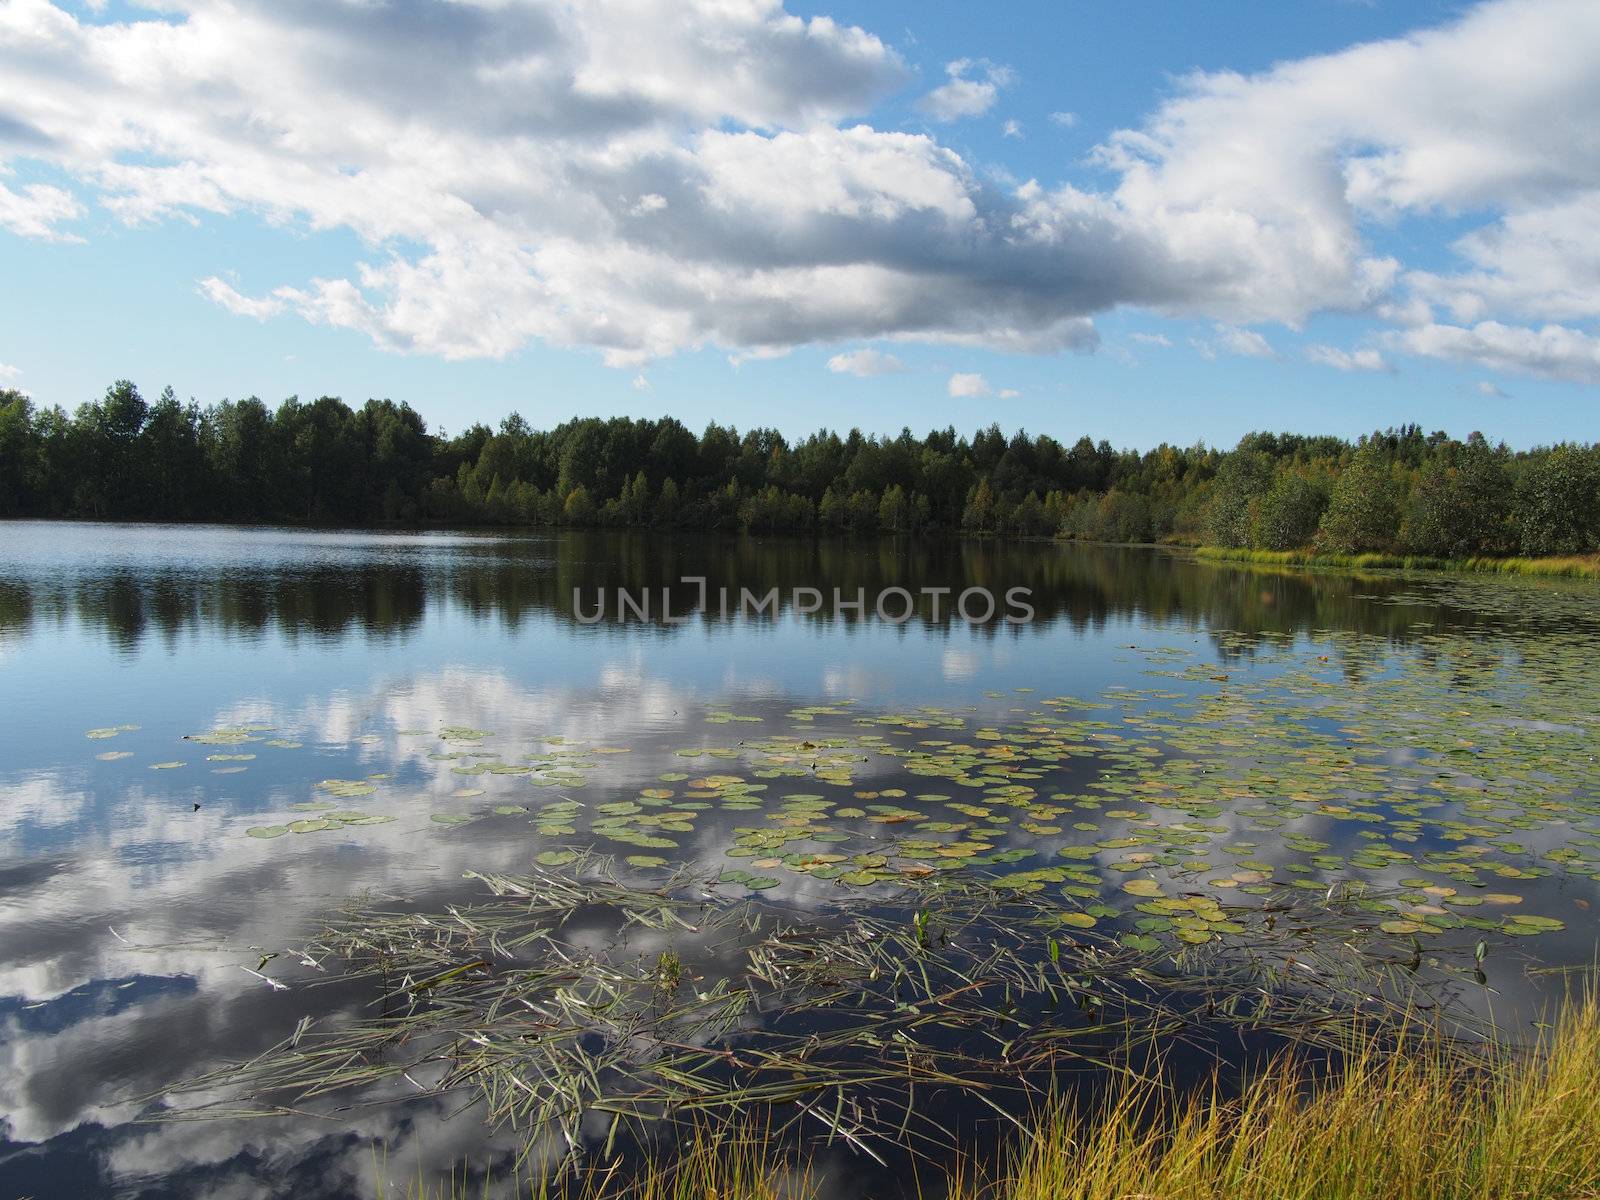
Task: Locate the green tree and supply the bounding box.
[1252,472,1328,551]
[1317,448,1399,554]
[1096,490,1152,543]
[562,485,596,526]
[961,479,997,532]
[0,390,39,515]
[1205,450,1272,548]
[657,477,681,526]
[878,483,911,532]
[1402,435,1510,557]
[139,386,208,518]
[1514,445,1600,556]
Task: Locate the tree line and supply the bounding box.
[1,381,1597,558]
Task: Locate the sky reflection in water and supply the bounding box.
[2,522,1598,1199]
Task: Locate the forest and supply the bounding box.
[2,380,1598,558]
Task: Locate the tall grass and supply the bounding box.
[950,994,1600,1200]
[392,995,1600,1199]
[1194,544,1600,579]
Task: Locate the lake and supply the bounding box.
[2,521,1598,1198]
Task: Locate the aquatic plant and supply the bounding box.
[171,856,1478,1181]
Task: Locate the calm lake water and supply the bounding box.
[2,521,1598,1198]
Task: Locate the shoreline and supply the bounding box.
[1190,543,1600,579]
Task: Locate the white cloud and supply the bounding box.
[1002,119,1023,139]
[1476,380,1512,398]
[726,345,793,370]
[918,58,1015,121]
[631,373,651,391]
[1196,325,1275,360]
[0,361,20,383]
[197,276,286,321]
[947,371,990,398]
[1128,332,1172,348]
[0,0,1597,378]
[1048,111,1079,128]
[1402,195,1600,325]
[826,348,906,377]
[997,387,1021,399]
[0,178,83,241]
[1386,321,1600,384]
[1093,0,1600,373]
[1305,344,1393,372]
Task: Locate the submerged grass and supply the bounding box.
[172,857,1502,1197]
[1194,544,1600,578]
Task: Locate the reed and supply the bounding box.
[948,991,1600,1200]
[1193,545,1600,578]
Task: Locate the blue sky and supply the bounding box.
[0,0,1595,448]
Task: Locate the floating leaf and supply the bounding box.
[317,779,377,798]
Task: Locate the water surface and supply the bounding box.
[2,522,1598,1198]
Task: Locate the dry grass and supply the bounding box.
[946,993,1600,1200]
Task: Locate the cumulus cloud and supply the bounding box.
[997,387,1021,399]
[917,58,1015,121]
[826,347,907,377]
[1403,195,1600,324]
[947,371,990,398]
[1385,321,1600,384]
[1095,0,1600,377]
[1305,344,1393,372]
[0,361,20,382]
[1002,118,1023,139]
[1476,380,1512,398]
[1128,332,1172,348]
[1048,111,1079,128]
[0,0,1597,378]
